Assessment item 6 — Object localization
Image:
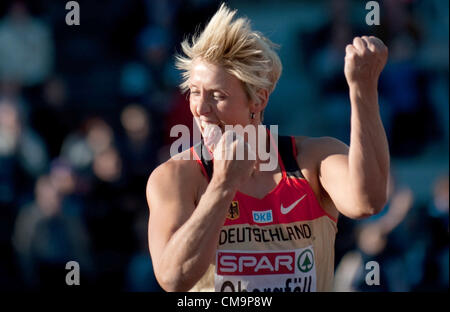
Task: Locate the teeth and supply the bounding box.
[201,122,216,135]
[201,121,214,130]
[202,122,222,149]
[204,125,212,139]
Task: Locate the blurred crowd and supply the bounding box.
[0,0,448,291]
[0,0,220,291]
[298,0,448,291]
[333,172,448,291]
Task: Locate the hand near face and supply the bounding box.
[212,130,256,189]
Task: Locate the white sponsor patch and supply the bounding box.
[252,210,273,224]
[215,246,316,292]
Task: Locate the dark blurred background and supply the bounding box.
[0,0,447,291]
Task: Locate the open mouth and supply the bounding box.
[199,121,223,148]
[198,120,223,133]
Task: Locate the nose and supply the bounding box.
[195,93,211,116]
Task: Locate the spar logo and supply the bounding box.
[215,247,317,292]
[217,248,316,276]
[297,249,314,273]
[217,251,295,276]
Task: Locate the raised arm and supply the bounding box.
[302,36,390,220]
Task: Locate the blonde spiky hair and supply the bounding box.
[175,3,282,106]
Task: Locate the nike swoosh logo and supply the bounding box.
[281,194,307,215]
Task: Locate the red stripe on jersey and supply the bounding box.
[191,146,210,182]
[291,136,297,158]
[224,176,336,226]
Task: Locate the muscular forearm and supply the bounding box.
[348,84,390,214]
[157,176,236,291]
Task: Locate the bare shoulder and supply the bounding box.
[293,136,349,220]
[293,135,349,178]
[146,148,206,211]
[295,136,349,159]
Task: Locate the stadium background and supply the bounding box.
[0,0,447,291]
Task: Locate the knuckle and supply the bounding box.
[361,48,370,56]
[345,53,355,61]
[345,54,354,61]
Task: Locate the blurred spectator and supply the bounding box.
[420,174,449,290]
[302,0,356,83]
[12,175,93,290]
[60,117,114,172]
[428,174,449,227]
[120,62,154,99]
[377,0,441,157]
[125,210,163,291]
[335,171,449,292]
[0,1,53,87]
[334,183,415,292]
[118,104,158,189]
[380,33,440,157]
[137,25,172,90]
[0,88,48,290]
[143,0,181,29]
[30,76,73,159]
[0,98,48,203]
[92,146,123,184]
[49,158,83,219]
[298,0,366,143]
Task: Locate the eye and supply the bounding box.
[190,90,200,96]
[213,93,226,101]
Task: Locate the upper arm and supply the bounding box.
[146,159,199,273]
[298,136,363,219]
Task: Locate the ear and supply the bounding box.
[250,88,269,114]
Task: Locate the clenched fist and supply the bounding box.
[344,36,388,88]
[212,130,256,189]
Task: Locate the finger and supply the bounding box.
[361,36,376,53]
[209,125,222,148]
[369,36,386,51]
[228,132,247,161]
[353,37,367,53]
[222,130,236,146]
[221,130,236,160]
[345,44,358,57]
[246,140,256,160]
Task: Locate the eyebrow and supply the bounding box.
[189,84,229,95]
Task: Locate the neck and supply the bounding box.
[246,124,277,174]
